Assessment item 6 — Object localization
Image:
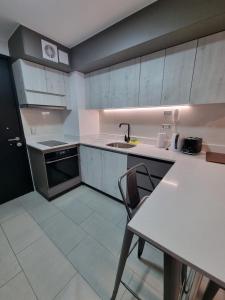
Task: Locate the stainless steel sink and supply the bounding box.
[106,142,136,149]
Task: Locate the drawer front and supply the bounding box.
[136,173,161,192]
[128,155,173,178]
[138,187,152,200]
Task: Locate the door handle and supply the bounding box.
[8,137,20,142]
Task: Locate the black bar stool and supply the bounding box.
[111,163,190,300]
[202,280,223,300]
[111,163,155,299]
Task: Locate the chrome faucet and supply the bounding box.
[119,123,130,143]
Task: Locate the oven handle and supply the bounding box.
[45,154,78,165]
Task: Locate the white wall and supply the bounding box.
[100,104,225,149]
[0,40,9,56]
[20,108,65,138]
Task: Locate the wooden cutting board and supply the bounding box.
[206,152,225,164]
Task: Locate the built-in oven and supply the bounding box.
[45,147,79,187]
[43,146,81,199]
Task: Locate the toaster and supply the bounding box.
[181,137,202,155]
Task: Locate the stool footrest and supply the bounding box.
[121,280,142,300]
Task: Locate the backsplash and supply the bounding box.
[99,104,225,151]
[20,108,66,138]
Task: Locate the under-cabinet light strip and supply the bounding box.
[103,105,191,112]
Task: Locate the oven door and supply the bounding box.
[45,154,79,188]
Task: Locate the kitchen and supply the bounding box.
[0,0,225,299]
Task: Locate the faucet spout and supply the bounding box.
[119,123,130,143]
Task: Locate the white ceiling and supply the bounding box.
[0,0,157,47]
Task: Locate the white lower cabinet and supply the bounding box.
[80,145,127,200]
[80,146,102,189]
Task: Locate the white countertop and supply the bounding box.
[27,134,225,287]
[129,154,225,288]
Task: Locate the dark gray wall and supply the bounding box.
[71,0,225,73]
[8,26,71,72]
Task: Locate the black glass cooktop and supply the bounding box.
[38,140,68,147]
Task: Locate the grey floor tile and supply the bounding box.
[57,198,93,225]
[68,236,132,300]
[17,236,76,300]
[26,202,59,224]
[0,227,21,287]
[41,212,86,255]
[53,185,92,208]
[2,212,43,254]
[121,272,163,300]
[19,191,59,224]
[127,243,163,292]
[83,191,127,225]
[80,212,124,257]
[54,273,100,300]
[16,191,46,210]
[117,215,127,230]
[0,200,25,224]
[0,272,36,300]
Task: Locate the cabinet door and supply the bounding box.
[190,31,225,104]
[161,40,197,105]
[25,91,65,107]
[139,50,165,107]
[45,68,66,95]
[101,150,127,200]
[63,73,72,109]
[80,146,102,190]
[20,60,47,92]
[109,58,140,108]
[88,68,110,109]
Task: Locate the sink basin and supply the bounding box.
[106,142,136,149]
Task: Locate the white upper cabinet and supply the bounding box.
[45,67,66,95]
[139,50,165,107]
[12,59,68,108]
[161,40,197,105]
[86,68,110,109]
[109,58,140,108]
[19,60,47,92]
[190,31,225,104]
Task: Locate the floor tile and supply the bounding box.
[17,236,76,300]
[54,273,100,300]
[127,242,163,292]
[0,200,25,224]
[53,185,92,208]
[121,272,163,300]
[68,236,132,300]
[56,198,93,225]
[80,212,125,257]
[41,212,86,255]
[2,212,43,253]
[19,191,59,224]
[0,272,36,300]
[83,191,127,225]
[0,227,21,287]
[17,191,46,210]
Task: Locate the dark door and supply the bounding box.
[0,55,33,204]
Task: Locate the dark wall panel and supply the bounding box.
[71,0,225,73]
[9,26,71,72]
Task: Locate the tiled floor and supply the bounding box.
[0,185,164,300]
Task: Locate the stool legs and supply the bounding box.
[202,281,220,300]
[111,226,134,300]
[138,238,145,258]
[164,253,183,300]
